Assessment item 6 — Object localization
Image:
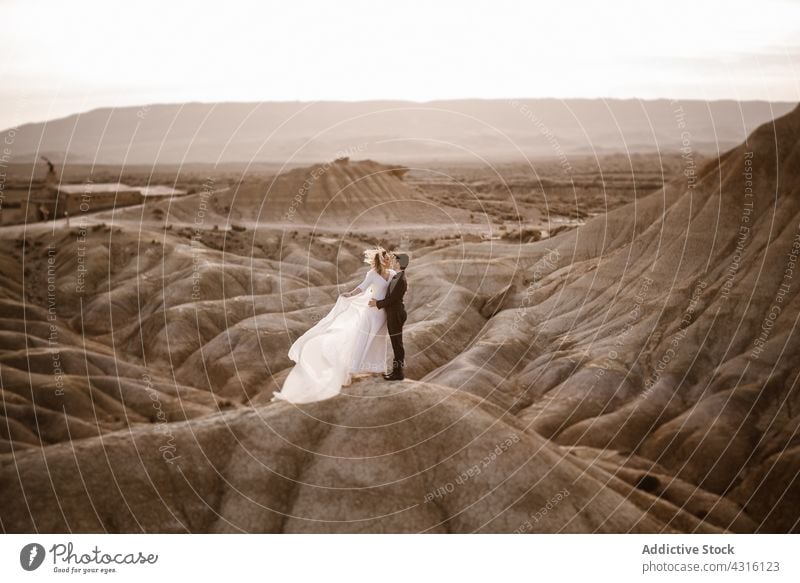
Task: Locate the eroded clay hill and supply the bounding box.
[425,104,800,532]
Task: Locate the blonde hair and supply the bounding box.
[363,247,390,276]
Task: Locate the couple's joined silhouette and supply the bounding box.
[272,248,409,404]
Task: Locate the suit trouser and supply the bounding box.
[386,306,407,368]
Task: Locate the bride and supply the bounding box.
[271,247,396,403]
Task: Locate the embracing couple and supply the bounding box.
[272,247,409,404]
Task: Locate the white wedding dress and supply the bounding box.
[272,268,396,403]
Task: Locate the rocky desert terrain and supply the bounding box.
[1,105,799,533]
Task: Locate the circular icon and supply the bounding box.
[20,543,46,571]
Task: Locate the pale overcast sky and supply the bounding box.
[1,0,799,129]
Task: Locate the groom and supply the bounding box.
[369,253,409,380]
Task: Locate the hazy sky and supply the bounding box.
[2,0,799,129]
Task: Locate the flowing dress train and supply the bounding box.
[272,268,394,403]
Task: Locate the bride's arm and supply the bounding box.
[340,287,364,298]
[341,269,372,298]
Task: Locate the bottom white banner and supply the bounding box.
[1,534,797,582]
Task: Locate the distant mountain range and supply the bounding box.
[2,99,796,165]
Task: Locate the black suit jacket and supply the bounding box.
[376,269,406,311]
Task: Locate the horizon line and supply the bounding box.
[5,96,798,132]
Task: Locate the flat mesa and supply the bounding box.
[56,183,185,196]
